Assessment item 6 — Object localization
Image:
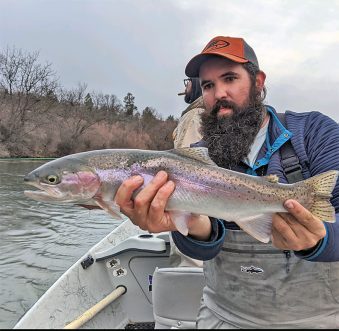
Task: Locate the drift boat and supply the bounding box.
[14,219,205,329]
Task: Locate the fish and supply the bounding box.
[23,147,339,243]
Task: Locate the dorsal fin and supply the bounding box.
[169,147,217,166]
[265,174,279,183]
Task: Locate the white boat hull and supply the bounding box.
[14,219,173,329]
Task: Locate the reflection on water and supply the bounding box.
[0,160,119,328]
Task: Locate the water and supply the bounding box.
[0,160,119,328]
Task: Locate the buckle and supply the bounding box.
[283,164,302,175]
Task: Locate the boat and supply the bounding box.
[14,219,205,329]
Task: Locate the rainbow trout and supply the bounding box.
[24,147,338,243]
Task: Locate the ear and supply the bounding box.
[255,71,266,90]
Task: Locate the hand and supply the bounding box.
[271,199,326,251]
[114,171,213,239]
[114,171,177,233]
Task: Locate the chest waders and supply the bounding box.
[199,113,339,328]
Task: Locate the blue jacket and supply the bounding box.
[172,106,339,262]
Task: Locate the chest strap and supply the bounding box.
[277,113,304,183]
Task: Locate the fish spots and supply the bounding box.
[88,155,129,169]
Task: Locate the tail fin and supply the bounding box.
[304,170,339,222]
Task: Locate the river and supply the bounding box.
[0,159,120,329]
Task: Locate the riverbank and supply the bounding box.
[0,144,9,158]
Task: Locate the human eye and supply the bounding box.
[201,82,213,91]
[224,75,236,82]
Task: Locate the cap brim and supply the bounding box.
[185,52,248,78]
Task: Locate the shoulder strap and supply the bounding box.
[277,113,304,183]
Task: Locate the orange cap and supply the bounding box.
[185,36,259,77]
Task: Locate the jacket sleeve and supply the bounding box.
[294,111,339,261]
[171,218,226,260]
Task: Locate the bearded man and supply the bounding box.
[114,36,339,328]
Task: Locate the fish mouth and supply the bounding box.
[24,181,68,203]
[24,190,68,203]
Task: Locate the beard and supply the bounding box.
[200,87,265,169]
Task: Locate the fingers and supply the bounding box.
[283,200,319,229]
[114,171,176,233]
[271,213,298,250]
[271,199,326,251]
[114,175,144,215]
[132,171,169,223]
[133,171,169,211]
[148,180,175,229]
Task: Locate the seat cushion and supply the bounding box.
[152,267,205,329]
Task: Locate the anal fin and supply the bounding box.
[234,214,273,243]
[168,211,191,236]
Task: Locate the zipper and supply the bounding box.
[221,247,292,274]
[221,247,283,254]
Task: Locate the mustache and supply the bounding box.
[211,100,241,115]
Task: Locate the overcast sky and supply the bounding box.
[1,0,339,121]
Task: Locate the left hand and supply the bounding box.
[271,199,326,251]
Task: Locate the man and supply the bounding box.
[172,77,204,149]
[114,36,339,328]
[171,77,205,268]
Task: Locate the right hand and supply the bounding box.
[114,170,213,240]
[114,171,178,233]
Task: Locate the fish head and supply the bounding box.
[24,156,101,203]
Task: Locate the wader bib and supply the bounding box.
[199,231,339,328]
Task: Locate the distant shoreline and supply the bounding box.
[0,157,55,161]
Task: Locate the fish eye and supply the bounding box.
[46,175,59,184]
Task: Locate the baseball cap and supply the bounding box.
[185,36,259,77]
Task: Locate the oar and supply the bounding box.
[64,285,127,329]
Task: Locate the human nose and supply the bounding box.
[214,82,228,100]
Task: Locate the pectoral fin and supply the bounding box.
[94,198,124,220]
[168,211,191,236]
[234,214,273,243]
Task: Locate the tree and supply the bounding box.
[0,46,59,155]
[140,106,159,132]
[84,93,93,109]
[142,106,158,121]
[91,92,122,123]
[0,46,58,96]
[56,83,107,155]
[166,115,176,122]
[123,92,137,117]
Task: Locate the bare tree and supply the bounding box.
[0,46,59,155]
[0,46,58,96]
[91,92,122,123]
[55,83,107,155]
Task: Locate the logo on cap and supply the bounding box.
[204,39,230,52]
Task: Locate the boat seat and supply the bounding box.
[152,267,205,329]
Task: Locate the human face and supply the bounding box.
[199,57,252,117]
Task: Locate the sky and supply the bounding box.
[1,0,339,121]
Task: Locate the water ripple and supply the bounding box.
[0,160,119,328]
